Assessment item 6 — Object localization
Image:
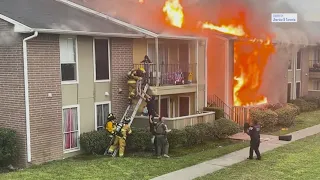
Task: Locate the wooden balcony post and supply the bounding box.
[155,38,159,86]
[196,40,199,112]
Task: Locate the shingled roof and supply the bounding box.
[0,0,144,37]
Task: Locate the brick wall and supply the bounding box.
[110,38,134,119]
[0,19,27,166]
[27,34,63,165]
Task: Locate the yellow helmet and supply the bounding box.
[139,67,146,73]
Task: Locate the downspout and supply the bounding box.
[204,39,208,107]
[293,51,296,99]
[196,40,199,112]
[23,31,38,163]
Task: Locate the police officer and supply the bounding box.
[155,116,171,158]
[246,120,261,160]
[108,117,132,157]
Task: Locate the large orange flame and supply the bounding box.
[202,22,274,106]
[160,1,274,106]
[163,0,184,28]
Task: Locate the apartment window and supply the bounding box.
[296,50,301,70]
[94,39,110,81]
[95,103,111,131]
[296,82,301,98]
[287,83,291,102]
[63,106,79,152]
[60,37,77,82]
[288,59,292,70]
[312,80,320,90]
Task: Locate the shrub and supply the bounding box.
[192,123,213,142]
[126,128,151,151]
[211,118,240,139]
[203,107,224,119]
[287,103,300,115]
[0,128,19,167]
[167,129,187,148]
[250,108,278,131]
[301,96,320,108]
[263,103,285,111]
[80,130,111,155]
[184,125,202,146]
[275,105,297,127]
[290,98,317,112]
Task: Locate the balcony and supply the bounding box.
[309,60,320,78]
[134,63,197,95]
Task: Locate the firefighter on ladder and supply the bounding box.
[127,67,149,104]
[107,117,132,157]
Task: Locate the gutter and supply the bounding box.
[33,28,146,38]
[196,40,199,112]
[23,31,38,163]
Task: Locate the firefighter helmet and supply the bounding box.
[139,67,146,73]
[107,113,116,121]
[123,116,131,124]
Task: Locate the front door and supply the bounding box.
[179,96,190,117]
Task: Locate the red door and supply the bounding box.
[179,97,190,116]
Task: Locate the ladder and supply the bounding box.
[104,83,149,156]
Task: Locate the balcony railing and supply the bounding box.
[309,60,320,72]
[134,63,196,86]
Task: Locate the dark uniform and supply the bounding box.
[155,119,169,158]
[246,124,261,160]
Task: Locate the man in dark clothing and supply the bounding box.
[155,116,170,158]
[146,96,157,118]
[245,120,261,160]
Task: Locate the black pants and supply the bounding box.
[249,140,261,159]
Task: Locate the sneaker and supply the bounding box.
[247,157,253,160]
[163,154,170,158]
[256,157,262,160]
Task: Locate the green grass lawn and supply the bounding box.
[0,140,248,180]
[267,110,320,136]
[197,133,320,180]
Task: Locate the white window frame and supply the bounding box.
[93,38,111,82]
[296,50,301,70]
[178,95,191,117]
[94,101,112,130]
[62,104,81,153]
[60,35,79,85]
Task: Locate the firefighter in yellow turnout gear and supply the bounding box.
[105,113,116,137]
[127,67,146,103]
[108,117,132,157]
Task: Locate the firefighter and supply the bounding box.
[245,120,261,160]
[127,67,146,103]
[107,117,132,157]
[105,113,116,137]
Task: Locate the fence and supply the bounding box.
[207,94,250,126]
[132,112,215,130]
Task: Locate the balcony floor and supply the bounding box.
[148,83,197,96]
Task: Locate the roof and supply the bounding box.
[0,0,144,37]
[67,0,209,40]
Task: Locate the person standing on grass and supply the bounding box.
[155,116,171,158]
[245,119,261,160]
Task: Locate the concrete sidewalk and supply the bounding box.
[151,124,320,180]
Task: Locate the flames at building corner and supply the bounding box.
[156,0,275,107]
